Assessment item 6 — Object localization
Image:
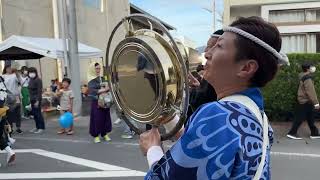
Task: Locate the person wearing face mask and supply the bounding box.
[287,63,320,140]
[28,67,45,134]
[20,66,31,119]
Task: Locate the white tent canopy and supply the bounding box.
[0,35,103,60]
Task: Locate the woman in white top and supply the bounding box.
[2,65,22,134]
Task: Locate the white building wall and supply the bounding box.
[1,0,57,88]
[0,0,130,87]
[76,0,129,84]
[226,1,320,54]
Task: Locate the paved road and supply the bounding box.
[1,111,320,180]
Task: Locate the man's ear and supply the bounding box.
[237,59,259,79]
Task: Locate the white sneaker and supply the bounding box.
[7,153,15,165]
[8,137,16,145]
[113,118,122,125]
[34,129,44,134]
[121,134,133,139]
[287,134,303,140]
[6,151,15,165]
[310,135,320,139]
[29,128,37,133]
[25,104,32,111]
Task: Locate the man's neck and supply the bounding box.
[216,84,249,100]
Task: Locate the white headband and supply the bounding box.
[211,34,221,38]
[223,26,290,66]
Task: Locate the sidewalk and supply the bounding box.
[41,108,320,140]
[31,100,320,141]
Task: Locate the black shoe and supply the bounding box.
[287,134,302,140]
[16,129,23,134]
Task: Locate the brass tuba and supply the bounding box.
[106,14,189,141]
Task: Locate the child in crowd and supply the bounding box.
[56,78,74,135]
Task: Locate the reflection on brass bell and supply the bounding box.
[106,14,189,141]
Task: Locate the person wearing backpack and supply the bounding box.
[287,62,320,140]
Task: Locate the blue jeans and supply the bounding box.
[31,101,45,130]
[120,119,134,135]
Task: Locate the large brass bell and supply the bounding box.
[106,14,189,141]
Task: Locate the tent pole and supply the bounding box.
[101,57,106,76]
[38,59,43,78]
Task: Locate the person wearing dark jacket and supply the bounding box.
[186,30,223,120]
[287,62,320,139]
[28,67,45,134]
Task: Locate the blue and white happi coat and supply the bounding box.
[145,88,273,180]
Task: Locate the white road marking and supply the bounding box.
[33,150,129,171]
[0,171,146,179]
[271,152,320,158]
[13,136,320,158]
[0,149,146,179]
[0,149,45,153]
[14,136,141,146]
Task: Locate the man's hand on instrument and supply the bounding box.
[139,128,161,156]
[188,72,200,87]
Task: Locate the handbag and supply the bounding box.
[98,92,113,108]
[97,77,113,108]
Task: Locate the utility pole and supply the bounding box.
[57,0,70,77]
[213,0,216,32]
[66,0,81,116]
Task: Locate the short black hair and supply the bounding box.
[21,66,28,71]
[28,67,38,75]
[213,29,224,36]
[94,63,100,67]
[196,65,204,72]
[2,65,11,74]
[302,62,312,72]
[230,16,281,87]
[62,78,71,85]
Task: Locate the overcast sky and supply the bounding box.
[130,0,224,47]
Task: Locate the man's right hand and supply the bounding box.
[188,72,200,87]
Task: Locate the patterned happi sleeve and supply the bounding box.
[0,77,7,101]
[145,101,272,180]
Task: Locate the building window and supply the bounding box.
[82,0,100,9]
[281,33,319,53]
[270,8,320,24]
[281,34,306,53]
[270,9,305,24]
[306,9,320,22]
